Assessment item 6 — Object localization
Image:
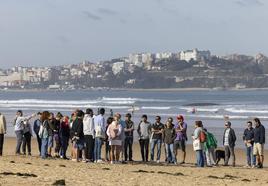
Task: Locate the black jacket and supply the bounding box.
[71,118,84,139]
[223,128,236,147]
[254,124,265,144]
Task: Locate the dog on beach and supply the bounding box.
[215,149,229,165]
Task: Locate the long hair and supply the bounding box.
[253,118,261,125]
[41,111,50,123]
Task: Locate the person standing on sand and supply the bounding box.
[83,108,95,162]
[33,112,42,156]
[59,116,70,159]
[124,113,134,162]
[115,113,126,163]
[107,115,122,164]
[71,110,85,162]
[47,113,55,157]
[22,118,33,156]
[192,121,205,167]
[94,108,106,163]
[203,128,217,167]
[40,111,50,159]
[53,112,63,158]
[14,110,35,155]
[253,118,265,169]
[174,115,187,164]
[0,112,7,156]
[150,116,164,163]
[223,121,236,167]
[163,120,176,164]
[137,115,151,162]
[105,117,113,161]
[243,121,256,168]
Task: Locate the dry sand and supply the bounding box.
[1,137,268,186]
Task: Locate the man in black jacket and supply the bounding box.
[253,118,265,168]
[223,121,236,166]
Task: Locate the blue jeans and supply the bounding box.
[94,137,103,161]
[165,143,175,163]
[246,145,256,166]
[15,130,24,154]
[150,138,162,161]
[196,150,204,167]
[41,138,48,159]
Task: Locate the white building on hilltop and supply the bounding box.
[112,62,125,75]
[128,53,143,67]
[155,52,173,60]
[179,49,211,62]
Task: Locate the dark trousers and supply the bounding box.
[0,134,4,156]
[139,139,149,162]
[60,136,69,158]
[105,140,111,161]
[35,133,42,155]
[84,135,95,161]
[124,137,133,161]
[54,134,61,154]
[22,132,32,154]
[224,145,236,166]
[15,130,24,154]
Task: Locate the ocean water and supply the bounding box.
[0,89,267,148]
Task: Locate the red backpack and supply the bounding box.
[199,130,207,143]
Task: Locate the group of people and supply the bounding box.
[0,109,266,169]
[192,118,265,169]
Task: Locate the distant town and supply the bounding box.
[1,49,268,90]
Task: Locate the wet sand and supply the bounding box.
[1,137,268,186]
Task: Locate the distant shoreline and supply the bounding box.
[1,87,268,92]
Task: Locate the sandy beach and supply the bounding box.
[1,137,268,186]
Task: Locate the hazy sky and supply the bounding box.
[0,0,267,68]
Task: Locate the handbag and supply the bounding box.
[95,125,105,138]
[193,138,202,151]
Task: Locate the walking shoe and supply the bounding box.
[97,159,104,163]
[257,164,263,169]
[156,160,160,163]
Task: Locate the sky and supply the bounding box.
[0,0,267,68]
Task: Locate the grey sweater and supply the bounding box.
[137,122,151,140]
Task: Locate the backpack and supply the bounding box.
[199,130,207,143]
[206,132,217,149]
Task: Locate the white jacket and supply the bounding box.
[0,114,7,134]
[83,114,95,136]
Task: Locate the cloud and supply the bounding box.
[82,11,102,21]
[235,0,264,7]
[98,8,117,16]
